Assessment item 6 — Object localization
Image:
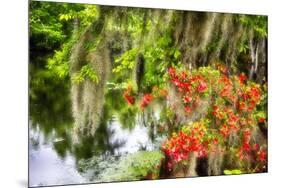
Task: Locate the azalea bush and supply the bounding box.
[161,64,267,175]
[121,64,267,175]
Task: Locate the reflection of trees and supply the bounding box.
[29,66,73,138]
[29,51,165,164]
[29,74,126,161]
[29,63,74,159]
[29,63,168,161]
[105,88,138,130]
[72,123,124,160]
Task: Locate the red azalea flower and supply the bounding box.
[124,94,135,105]
[181,71,187,80]
[183,95,192,103]
[123,86,135,105]
[242,142,250,151]
[250,86,261,99]
[243,129,251,140]
[184,105,191,113]
[258,150,266,161]
[197,80,208,93]
[140,93,153,109]
[213,138,219,145]
[168,67,176,77]
[258,117,266,123]
[238,101,246,111]
[253,143,260,151]
[239,73,247,83]
[220,124,230,137]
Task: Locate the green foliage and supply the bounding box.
[59,5,99,28]
[47,44,71,79]
[113,48,138,73]
[224,169,243,175]
[236,15,267,38]
[255,110,266,119]
[117,105,139,130]
[238,40,249,54]
[98,151,164,181]
[142,33,181,89]
[196,66,221,80]
[71,65,99,84]
[30,1,100,78]
[129,151,164,179]
[29,1,67,49]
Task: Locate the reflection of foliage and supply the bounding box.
[72,110,124,160]
[105,86,139,130]
[78,155,120,181]
[53,135,72,159]
[29,69,73,137]
[117,105,138,130]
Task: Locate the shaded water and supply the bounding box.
[28,74,164,187]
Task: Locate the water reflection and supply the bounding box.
[29,126,86,187]
[29,69,164,186]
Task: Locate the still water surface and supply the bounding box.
[29,94,161,187]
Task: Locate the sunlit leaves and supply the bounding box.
[71,65,99,84]
[113,48,138,73]
[30,1,67,48]
[236,15,267,38]
[59,5,99,28]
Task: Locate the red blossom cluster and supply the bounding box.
[123,85,167,109]
[218,75,238,104]
[238,135,267,165]
[212,106,240,138]
[123,85,135,105]
[163,65,267,173]
[162,122,208,171]
[239,73,247,83]
[168,67,208,114]
[140,94,154,109]
[211,71,262,140]
[239,84,261,112]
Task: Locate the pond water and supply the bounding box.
[28,77,165,187]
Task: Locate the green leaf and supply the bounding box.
[224,170,232,175]
[232,169,242,175]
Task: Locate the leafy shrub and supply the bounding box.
[98,151,164,182]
